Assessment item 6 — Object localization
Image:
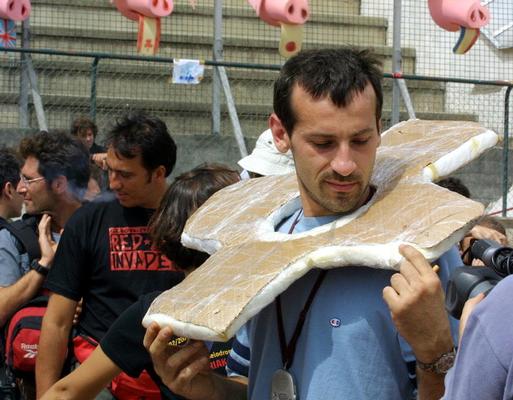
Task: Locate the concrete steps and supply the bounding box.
[32,2,388,48]
[0,0,479,137]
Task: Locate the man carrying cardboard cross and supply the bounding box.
[144,48,460,400]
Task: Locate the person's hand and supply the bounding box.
[91,153,108,170]
[458,293,485,342]
[468,225,507,245]
[460,225,508,265]
[38,214,60,267]
[143,322,216,400]
[383,244,453,362]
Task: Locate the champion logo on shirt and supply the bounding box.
[329,318,342,328]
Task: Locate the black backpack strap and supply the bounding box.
[0,217,41,263]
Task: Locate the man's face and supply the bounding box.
[106,146,163,209]
[78,129,94,150]
[10,188,24,218]
[271,84,381,217]
[17,156,56,214]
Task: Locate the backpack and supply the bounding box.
[4,296,48,373]
[0,216,41,263]
[73,333,161,400]
[0,216,41,398]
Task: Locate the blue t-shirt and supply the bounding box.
[0,228,30,286]
[227,209,461,400]
[443,274,513,400]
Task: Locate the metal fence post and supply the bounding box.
[212,0,223,135]
[90,57,100,122]
[19,19,30,129]
[502,86,512,216]
[391,0,402,126]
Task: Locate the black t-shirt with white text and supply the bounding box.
[44,199,184,341]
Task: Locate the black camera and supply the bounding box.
[445,239,513,319]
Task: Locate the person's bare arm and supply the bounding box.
[0,270,46,326]
[40,346,121,400]
[383,245,454,400]
[144,322,247,400]
[36,293,78,399]
[0,214,59,326]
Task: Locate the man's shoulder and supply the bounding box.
[69,198,120,221]
[0,224,19,245]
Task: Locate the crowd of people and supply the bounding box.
[0,47,511,400]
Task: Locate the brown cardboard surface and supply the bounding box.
[145,120,496,340]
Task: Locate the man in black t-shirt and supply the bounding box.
[36,113,184,398]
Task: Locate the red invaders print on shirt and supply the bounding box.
[109,226,176,271]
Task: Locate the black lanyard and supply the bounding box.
[275,210,327,370]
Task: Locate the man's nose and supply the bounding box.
[16,180,27,194]
[108,171,121,191]
[331,144,357,177]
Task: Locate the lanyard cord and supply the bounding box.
[275,209,328,370]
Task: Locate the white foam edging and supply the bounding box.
[423,130,498,181]
[181,232,221,255]
[142,312,223,341]
[144,227,469,342]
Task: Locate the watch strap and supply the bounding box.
[417,348,456,374]
[30,259,50,277]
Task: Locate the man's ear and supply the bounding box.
[4,181,17,199]
[153,165,167,182]
[269,113,291,153]
[51,176,68,195]
[0,182,8,199]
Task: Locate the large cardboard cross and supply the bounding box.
[144,120,498,341]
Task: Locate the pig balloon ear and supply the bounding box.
[0,0,31,21]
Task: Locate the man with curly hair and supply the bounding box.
[0,132,90,327]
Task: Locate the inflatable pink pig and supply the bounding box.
[0,0,31,21]
[248,0,309,27]
[428,0,489,32]
[112,0,173,21]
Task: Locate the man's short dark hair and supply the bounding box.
[71,116,98,138]
[19,131,90,196]
[273,47,383,135]
[149,163,240,270]
[106,113,177,177]
[0,147,21,191]
[436,177,471,198]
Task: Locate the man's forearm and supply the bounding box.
[36,319,71,398]
[0,270,45,326]
[210,375,248,400]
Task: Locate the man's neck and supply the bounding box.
[51,199,82,231]
[0,204,13,220]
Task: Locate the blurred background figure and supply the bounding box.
[71,116,107,170]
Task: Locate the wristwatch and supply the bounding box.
[417,348,456,374]
[30,259,50,277]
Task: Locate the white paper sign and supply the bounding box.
[172,59,204,84]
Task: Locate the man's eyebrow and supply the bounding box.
[306,128,375,139]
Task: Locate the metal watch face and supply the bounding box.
[435,351,456,374]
